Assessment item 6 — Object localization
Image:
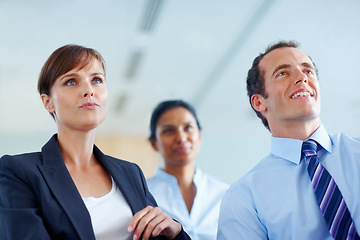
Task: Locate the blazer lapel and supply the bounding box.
[38,135,95,240]
[95,150,173,240]
[93,146,150,215]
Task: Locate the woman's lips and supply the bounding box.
[173,147,189,154]
[80,102,99,110]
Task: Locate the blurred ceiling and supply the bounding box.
[1,0,360,149]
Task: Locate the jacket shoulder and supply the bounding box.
[1,152,42,168]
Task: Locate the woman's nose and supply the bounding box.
[176,130,187,142]
[84,92,94,97]
[83,83,94,97]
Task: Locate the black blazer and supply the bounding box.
[0,134,190,240]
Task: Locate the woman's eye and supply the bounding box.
[93,78,103,84]
[185,125,194,131]
[278,72,286,76]
[65,80,75,86]
[162,129,173,134]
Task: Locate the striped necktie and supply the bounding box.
[303,139,359,240]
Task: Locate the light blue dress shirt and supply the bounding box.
[217,125,360,240]
[147,167,229,240]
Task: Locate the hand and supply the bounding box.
[127,206,182,240]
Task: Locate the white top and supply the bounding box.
[147,167,229,240]
[82,178,133,240]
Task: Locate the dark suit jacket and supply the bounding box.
[0,134,190,240]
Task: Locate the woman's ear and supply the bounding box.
[150,139,159,152]
[198,130,202,145]
[251,94,267,113]
[41,94,54,113]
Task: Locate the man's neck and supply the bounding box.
[269,119,321,140]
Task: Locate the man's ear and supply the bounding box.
[150,139,159,151]
[251,94,267,113]
[41,94,55,113]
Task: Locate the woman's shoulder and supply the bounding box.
[1,151,42,167]
[197,169,229,190]
[0,152,43,182]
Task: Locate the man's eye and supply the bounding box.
[278,72,286,76]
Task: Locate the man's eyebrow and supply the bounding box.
[301,62,315,70]
[271,62,315,77]
[272,64,290,77]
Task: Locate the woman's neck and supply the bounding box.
[164,162,196,213]
[56,128,112,198]
[164,162,195,186]
[57,128,96,169]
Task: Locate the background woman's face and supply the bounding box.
[152,107,202,167]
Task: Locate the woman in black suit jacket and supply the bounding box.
[0,44,190,240]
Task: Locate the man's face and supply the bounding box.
[254,47,321,132]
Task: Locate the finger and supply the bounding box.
[141,208,168,239]
[128,206,153,238]
[133,207,161,240]
[148,213,172,237]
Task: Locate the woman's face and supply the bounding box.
[41,59,107,132]
[151,107,202,167]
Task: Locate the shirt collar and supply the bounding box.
[156,167,201,186]
[271,125,332,165]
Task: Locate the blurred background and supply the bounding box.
[1,0,359,184]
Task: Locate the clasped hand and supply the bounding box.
[128,206,181,240]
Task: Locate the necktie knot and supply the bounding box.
[302,139,318,157]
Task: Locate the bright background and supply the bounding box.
[1,0,359,184]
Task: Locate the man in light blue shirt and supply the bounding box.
[217,40,360,240]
